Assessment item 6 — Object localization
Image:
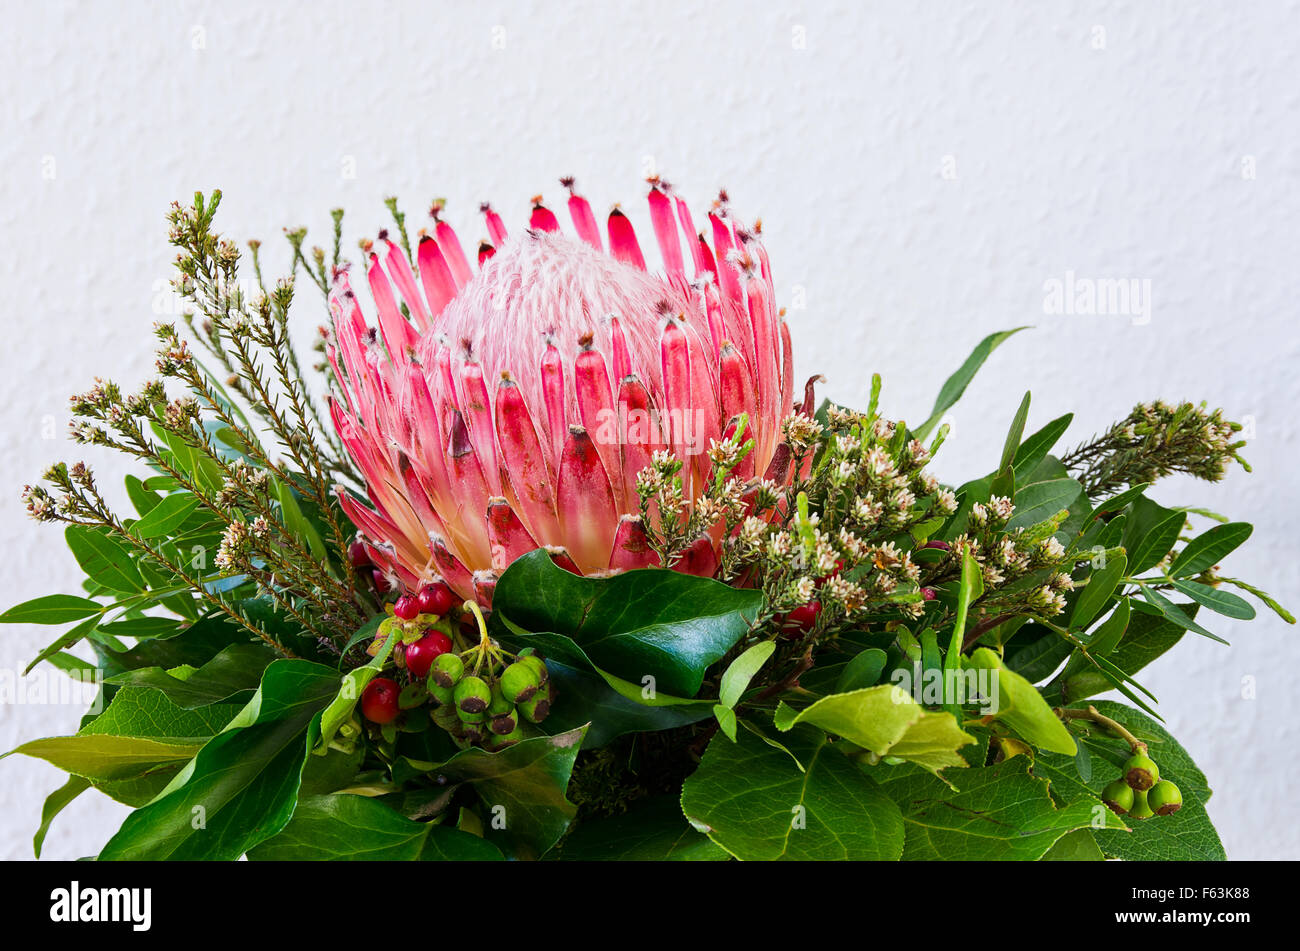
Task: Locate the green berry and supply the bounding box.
[484,725,524,752]
[1149,780,1183,816]
[1128,789,1155,820]
[519,681,552,724]
[1123,753,1159,791]
[518,653,549,685]
[1102,779,1135,815]
[489,708,519,735]
[454,675,491,715]
[428,682,455,707]
[487,686,514,717]
[459,720,486,744]
[430,652,465,689]
[500,662,540,703]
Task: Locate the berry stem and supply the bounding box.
[1057,704,1147,753]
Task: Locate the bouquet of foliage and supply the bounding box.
[4,181,1290,861]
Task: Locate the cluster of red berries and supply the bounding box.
[1102,751,1183,820]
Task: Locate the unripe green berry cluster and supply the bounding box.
[1101,751,1183,820]
[429,647,554,751]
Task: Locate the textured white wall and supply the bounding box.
[2,0,1297,860]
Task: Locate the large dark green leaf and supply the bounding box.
[248,794,502,861]
[98,659,340,860]
[1035,701,1224,860]
[558,796,730,861]
[398,727,587,859]
[537,657,713,748]
[493,550,761,697]
[876,758,1125,860]
[1012,413,1074,483]
[681,723,905,860]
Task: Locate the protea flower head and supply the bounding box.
[328,178,809,606]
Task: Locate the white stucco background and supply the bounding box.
[1,0,1297,860]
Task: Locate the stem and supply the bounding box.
[1057,704,1146,753]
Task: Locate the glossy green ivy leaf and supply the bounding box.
[876,758,1124,860]
[493,549,762,697]
[247,793,502,861]
[558,796,730,861]
[1034,701,1224,861]
[682,723,905,860]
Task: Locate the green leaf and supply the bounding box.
[1035,701,1224,860]
[248,794,503,861]
[558,796,730,861]
[493,550,761,697]
[1087,483,1151,521]
[274,478,329,563]
[964,648,1076,754]
[26,616,100,674]
[1218,577,1295,624]
[1006,476,1084,532]
[1135,584,1226,644]
[876,758,1124,860]
[3,734,205,782]
[1169,522,1253,578]
[534,656,713,747]
[1041,828,1105,860]
[1069,551,1127,630]
[97,659,341,860]
[1051,607,1187,704]
[774,685,975,773]
[316,620,396,749]
[1122,497,1185,575]
[0,594,103,626]
[65,526,144,593]
[81,683,240,740]
[718,640,776,708]
[128,494,200,540]
[32,774,92,858]
[400,727,587,859]
[914,327,1030,440]
[1013,413,1074,483]
[834,648,888,692]
[681,723,905,860]
[991,391,1032,497]
[1170,579,1255,620]
[105,643,274,708]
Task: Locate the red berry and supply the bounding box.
[921,540,950,551]
[360,677,400,724]
[781,601,822,640]
[816,559,846,584]
[416,581,456,617]
[404,630,453,679]
[393,594,420,621]
[921,586,937,601]
[348,541,372,569]
[372,570,392,594]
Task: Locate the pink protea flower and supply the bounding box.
[328,178,807,605]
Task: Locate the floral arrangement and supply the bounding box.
[3,181,1290,861]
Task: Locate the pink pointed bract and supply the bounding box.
[328,179,801,605]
